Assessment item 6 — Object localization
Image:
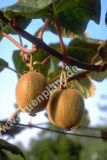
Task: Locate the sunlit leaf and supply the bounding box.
[3,0,55,18]
[78,109,90,127]
[69,75,96,98]
[89,70,107,82]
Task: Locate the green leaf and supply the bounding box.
[89,70,107,82]
[3,0,55,18]
[31,49,51,77]
[12,50,28,76]
[0,21,16,42]
[3,0,101,36]
[4,11,31,29]
[101,129,107,141]
[69,75,96,98]
[12,49,50,78]
[78,109,90,127]
[48,56,61,81]
[47,0,101,36]
[0,58,8,72]
[46,43,61,81]
[67,37,99,63]
[0,139,25,159]
[0,13,31,40]
[0,150,10,160]
[0,11,31,41]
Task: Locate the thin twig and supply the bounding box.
[19,35,23,46]
[28,122,48,126]
[18,35,27,62]
[41,55,51,64]
[7,108,21,122]
[0,119,106,139]
[0,120,106,132]
[1,32,33,54]
[79,126,107,131]
[38,19,49,39]
[7,66,21,76]
[3,122,104,139]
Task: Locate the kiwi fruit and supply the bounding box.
[47,88,84,130]
[16,71,49,116]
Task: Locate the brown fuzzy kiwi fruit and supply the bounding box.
[47,88,84,130]
[16,71,49,116]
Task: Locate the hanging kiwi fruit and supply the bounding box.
[16,55,50,116]
[46,17,85,130]
[46,67,85,130]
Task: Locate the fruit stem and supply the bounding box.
[55,16,68,88]
[29,55,33,71]
[54,16,68,69]
[60,69,67,89]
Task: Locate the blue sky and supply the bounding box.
[0,0,107,147]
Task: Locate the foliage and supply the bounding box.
[0,58,8,71]
[3,0,101,36]
[0,139,25,160]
